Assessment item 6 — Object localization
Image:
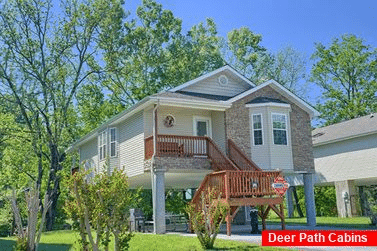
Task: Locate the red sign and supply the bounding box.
[272,176,289,196]
[262,230,377,246]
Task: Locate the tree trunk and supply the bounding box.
[45,143,62,231]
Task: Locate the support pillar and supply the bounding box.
[286,186,294,218]
[303,173,316,227]
[151,166,166,234]
[335,180,359,217]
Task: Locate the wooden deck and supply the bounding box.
[190,170,286,235]
[145,134,286,235]
[145,135,238,171]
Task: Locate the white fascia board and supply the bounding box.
[169,65,255,92]
[227,79,320,118]
[151,97,231,111]
[245,102,291,109]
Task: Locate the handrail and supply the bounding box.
[227,139,262,171]
[191,170,282,205]
[144,135,238,171]
[207,137,238,171]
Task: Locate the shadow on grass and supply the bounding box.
[0,239,72,251]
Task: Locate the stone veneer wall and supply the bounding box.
[145,157,211,171]
[225,85,314,172]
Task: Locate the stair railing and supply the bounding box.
[227,139,262,171]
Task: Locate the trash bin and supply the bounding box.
[250,207,260,234]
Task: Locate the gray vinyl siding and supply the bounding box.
[211,111,226,152]
[144,107,154,137]
[314,134,377,183]
[79,137,98,174]
[181,72,250,97]
[119,111,145,177]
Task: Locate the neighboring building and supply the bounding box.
[312,114,377,217]
[70,65,319,234]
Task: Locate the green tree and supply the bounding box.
[65,168,135,251]
[102,0,182,105]
[311,34,377,125]
[0,0,125,230]
[225,27,265,78]
[186,188,229,250]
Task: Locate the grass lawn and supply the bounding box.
[267,216,374,229]
[0,230,289,251]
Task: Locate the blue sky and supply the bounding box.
[126,0,377,103]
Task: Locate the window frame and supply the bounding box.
[271,113,288,146]
[109,127,117,157]
[252,113,263,146]
[98,130,107,161]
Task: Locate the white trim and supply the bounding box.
[246,102,291,109]
[271,113,289,146]
[227,79,320,118]
[313,130,377,147]
[251,113,264,146]
[193,116,212,138]
[109,127,117,157]
[98,130,107,161]
[152,97,231,111]
[169,65,255,92]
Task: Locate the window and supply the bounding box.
[99,131,107,160]
[252,114,263,145]
[110,128,117,157]
[272,114,288,145]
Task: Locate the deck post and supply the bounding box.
[286,186,294,218]
[260,205,266,230]
[224,171,231,236]
[280,203,285,230]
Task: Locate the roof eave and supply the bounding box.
[227,79,320,119]
[313,130,377,147]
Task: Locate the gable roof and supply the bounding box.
[69,66,319,150]
[312,113,377,146]
[169,65,255,92]
[226,79,320,118]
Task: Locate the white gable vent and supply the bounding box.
[218,75,228,86]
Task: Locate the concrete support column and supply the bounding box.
[335,180,359,217]
[303,173,316,227]
[151,166,166,234]
[286,186,294,218]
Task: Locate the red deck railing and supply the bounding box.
[227,139,261,171]
[191,170,282,205]
[144,135,238,171]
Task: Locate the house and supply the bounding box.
[70,65,319,235]
[312,114,377,218]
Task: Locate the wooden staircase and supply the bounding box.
[190,139,286,236]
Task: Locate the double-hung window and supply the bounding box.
[272,114,288,145]
[99,131,107,160]
[110,128,117,157]
[252,114,263,145]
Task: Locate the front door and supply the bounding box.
[193,117,212,156]
[193,117,212,137]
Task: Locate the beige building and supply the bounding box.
[312,114,377,217]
